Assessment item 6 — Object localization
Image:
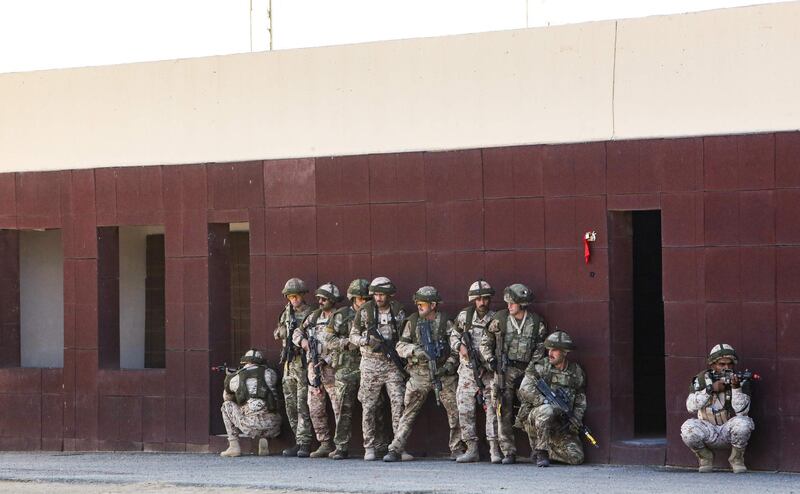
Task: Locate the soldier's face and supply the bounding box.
[287,294,304,308]
[474,296,491,316]
[317,296,333,311]
[416,301,435,318]
[711,358,735,373]
[374,293,389,307]
[352,296,369,309]
[548,348,566,367]
[507,302,522,316]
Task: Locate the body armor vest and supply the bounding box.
[225,365,277,411]
[492,308,544,362]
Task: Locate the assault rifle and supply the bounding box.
[710,369,761,385]
[461,330,486,408]
[307,331,322,388]
[210,363,237,374]
[420,320,443,407]
[367,304,409,379]
[493,329,508,419]
[532,374,598,448]
[278,303,299,367]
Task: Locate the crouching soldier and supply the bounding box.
[220,349,282,457]
[518,331,587,467]
[680,344,755,473]
[384,286,464,462]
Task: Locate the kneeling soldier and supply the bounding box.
[220,349,282,457]
[518,331,587,466]
[384,286,463,462]
[680,343,755,473]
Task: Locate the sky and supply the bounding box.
[0,0,789,74]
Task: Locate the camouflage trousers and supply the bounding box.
[389,369,464,455]
[221,400,282,441]
[680,416,754,450]
[456,363,497,442]
[491,365,525,456]
[358,354,406,450]
[282,357,313,446]
[333,367,360,451]
[307,362,338,443]
[522,404,584,465]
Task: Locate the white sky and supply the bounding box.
[0,0,789,74]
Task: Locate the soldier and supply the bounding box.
[518,331,587,467]
[480,283,548,464]
[294,282,341,459]
[680,344,755,473]
[450,280,500,463]
[384,286,463,462]
[220,349,282,457]
[349,276,407,461]
[273,277,314,457]
[321,279,371,459]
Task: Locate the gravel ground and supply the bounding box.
[0,452,798,493]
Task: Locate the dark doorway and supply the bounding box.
[631,211,665,437]
[229,230,251,364]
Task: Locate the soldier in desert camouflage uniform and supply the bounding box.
[681,343,755,474]
[294,282,342,459]
[480,283,548,464]
[273,278,314,457]
[384,286,464,462]
[220,349,282,457]
[450,280,500,463]
[350,277,408,461]
[319,279,371,459]
[518,331,587,466]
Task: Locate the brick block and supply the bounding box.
[483,145,544,199]
[316,204,370,254]
[662,248,702,302]
[426,200,483,251]
[544,197,575,249]
[368,152,425,203]
[370,203,426,252]
[776,131,800,187]
[423,149,482,202]
[704,247,740,302]
[315,155,370,205]
[777,247,800,301]
[264,158,316,207]
[739,190,775,245]
[704,191,739,246]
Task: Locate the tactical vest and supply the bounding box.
[278,304,312,364]
[690,370,751,424]
[404,311,450,366]
[492,308,544,362]
[225,365,277,411]
[359,299,403,353]
[327,305,360,369]
[532,361,583,410]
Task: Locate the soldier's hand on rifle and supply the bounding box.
[458,343,469,359]
[435,362,454,377]
[487,357,498,372]
[368,336,382,351]
[301,338,309,352]
[413,347,429,361]
[730,373,741,388]
[712,380,726,393]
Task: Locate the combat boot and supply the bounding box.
[310,440,334,458]
[693,447,714,473]
[257,438,269,456]
[220,438,241,457]
[363,447,377,461]
[332,449,349,460]
[401,451,415,461]
[728,446,747,474]
[501,453,516,465]
[282,444,299,457]
[535,449,550,467]
[450,445,466,460]
[489,440,502,464]
[456,440,479,463]
[296,444,311,458]
[383,450,402,462]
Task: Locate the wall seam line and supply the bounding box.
[611,20,619,141]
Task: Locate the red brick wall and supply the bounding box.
[0,132,797,470]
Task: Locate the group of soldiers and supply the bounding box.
[218,276,757,473]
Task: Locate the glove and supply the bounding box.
[487,358,497,372]
[413,347,429,361]
[368,336,383,351]
[435,362,454,377]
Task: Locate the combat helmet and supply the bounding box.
[468,280,495,302]
[281,278,308,296]
[315,282,341,302]
[347,278,371,300]
[707,343,738,365]
[368,276,396,296]
[503,283,533,306]
[413,285,442,303]
[545,331,575,351]
[240,348,265,365]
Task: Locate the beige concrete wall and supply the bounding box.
[1,2,799,173]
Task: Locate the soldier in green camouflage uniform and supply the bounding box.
[450,280,500,463]
[320,279,371,459]
[350,277,408,460]
[294,282,342,459]
[480,283,548,464]
[518,331,587,466]
[220,349,282,457]
[384,286,463,462]
[273,278,314,457]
